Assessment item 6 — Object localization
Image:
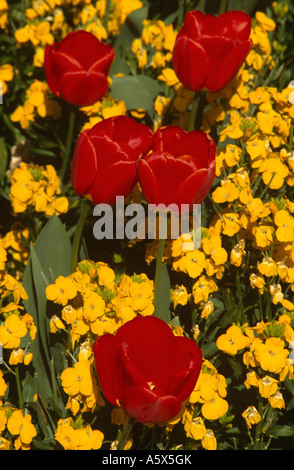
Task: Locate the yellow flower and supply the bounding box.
[217,325,250,355]
[202,235,228,265]
[242,406,261,429]
[201,429,217,450]
[257,375,278,398]
[131,38,147,68]
[201,393,229,420]
[255,11,276,32]
[0,314,27,349]
[9,348,24,365]
[259,157,289,189]
[173,285,189,308]
[184,415,206,441]
[268,391,285,409]
[11,101,35,129]
[46,275,77,306]
[257,256,277,277]
[192,276,217,304]
[157,68,179,87]
[83,291,105,322]
[274,209,294,242]
[61,360,94,398]
[244,370,260,389]
[55,418,79,450]
[173,250,206,279]
[7,410,37,447]
[50,315,66,333]
[252,224,274,249]
[254,337,289,373]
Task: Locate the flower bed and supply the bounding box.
[0,0,294,451]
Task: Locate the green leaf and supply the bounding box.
[33,214,72,282]
[110,75,163,118]
[154,263,171,324]
[0,137,8,185]
[267,425,294,438]
[110,6,149,76]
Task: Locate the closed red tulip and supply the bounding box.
[44,30,114,107]
[93,316,202,423]
[173,10,252,93]
[71,115,153,205]
[136,125,216,213]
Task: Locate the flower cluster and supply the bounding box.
[9,162,68,216]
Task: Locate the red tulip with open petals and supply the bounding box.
[173,10,252,93]
[71,115,153,206]
[45,30,114,107]
[136,125,216,213]
[93,316,202,423]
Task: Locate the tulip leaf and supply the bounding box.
[110,6,149,76]
[154,262,171,324]
[110,75,163,118]
[32,214,72,282]
[22,245,53,402]
[0,137,8,185]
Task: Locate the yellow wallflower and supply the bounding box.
[9,348,24,365]
[212,180,240,204]
[11,101,35,129]
[257,256,277,277]
[255,11,276,32]
[172,285,189,309]
[192,276,217,304]
[7,410,37,448]
[61,360,94,398]
[173,249,206,279]
[46,275,78,306]
[257,375,279,398]
[259,157,289,189]
[268,391,285,409]
[252,224,274,249]
[254,337,289,374]
[274,209,294,242]
[242,406,261,429]
[217,325,250,355]
[157,68,179,87]
[0,64,13,94]
[0,314,28,349]
[201,429,217,450]
[83,291,105,323]
[184,415,206,441]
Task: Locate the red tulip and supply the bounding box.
[173,10,252,93]
[71,115,153,205]
[136,125,216,213]
[93,316,202,423]
[44,30,114,107]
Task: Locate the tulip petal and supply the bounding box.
[167,336,202,401]
[173,36,209,92]
[89,160,138,205]
[56,30,112,71]
[114,316,177,391]
[71,131,97,195]
[58,70,109,106]
[199,36,252,92]
[93,334,119,406]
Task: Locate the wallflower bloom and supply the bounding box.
[44,30,114,106]
[93,316,202,423]
[7,410,37,449]
[242,406,261,429]
[71,115,153,206]
[254,337,289,373]
[137,125,216,213]
[173,10,252,93]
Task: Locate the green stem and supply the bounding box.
[153,238,166,314]
[71,201,91,273]
[117,417,136,450]
[218,0,228,14]
[15,365,24,410]
[59,107,76,182]
[188,93,200,132]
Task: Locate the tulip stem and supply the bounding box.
[71,200,91,273]
[117,417,136,450]
[153,238,166,314]
[59,107,76,182]
[188,93,202,132]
